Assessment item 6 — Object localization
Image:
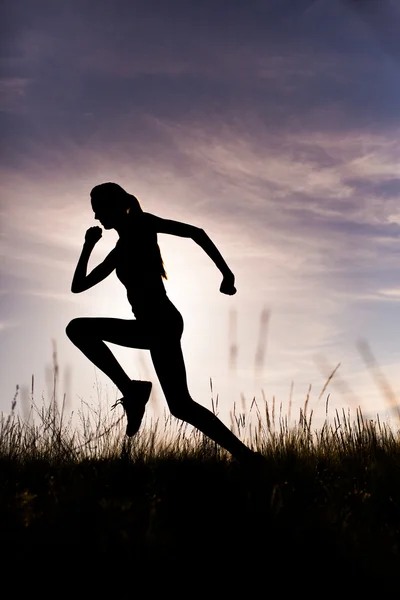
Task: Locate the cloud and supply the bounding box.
[2,0,400,157]
[376,288,400,302]
[4,109,400,298]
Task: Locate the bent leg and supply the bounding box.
[150,341,254,460]
[66,317,150,396]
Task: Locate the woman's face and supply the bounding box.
[91,197,125,229]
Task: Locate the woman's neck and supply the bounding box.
[115,213,137,238]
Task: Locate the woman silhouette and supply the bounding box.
[66,182,258,462]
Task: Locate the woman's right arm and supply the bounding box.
[71,227,116,293]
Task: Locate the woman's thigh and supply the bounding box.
[68,310,184,351]
[67,317,151,349]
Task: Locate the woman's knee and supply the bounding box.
[169,398,197,421]
[65,317,90,341]
[169,405,187,421]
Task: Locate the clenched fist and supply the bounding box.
[85,226,103,245]
[220,272,237,296]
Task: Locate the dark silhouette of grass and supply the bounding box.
[1,372,400,595]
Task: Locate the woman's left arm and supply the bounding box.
[192,228,236,295]
[146,213,236,295]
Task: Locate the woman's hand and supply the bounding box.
[85,226,103,246]
[220,272,237,295]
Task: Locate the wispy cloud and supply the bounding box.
[376,288,400,302]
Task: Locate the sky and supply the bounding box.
[2,0,400,434]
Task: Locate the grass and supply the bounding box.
[1,370,400,595]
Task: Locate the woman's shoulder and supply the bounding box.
[141,212,160,232]
[142,211,157,224]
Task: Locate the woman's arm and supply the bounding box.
[146,213,236,295]
[71,227,116,293]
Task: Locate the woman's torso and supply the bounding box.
[115,213,177,321]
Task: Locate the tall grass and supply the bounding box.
[3,371,400,467]
[2,342,400,592]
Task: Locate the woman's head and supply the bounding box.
[90,182,167,279]
[90,182,142,229]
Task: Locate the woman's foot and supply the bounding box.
[112,380,152,437]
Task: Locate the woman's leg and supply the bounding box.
[66,317,150,396]
[150,340,255,460]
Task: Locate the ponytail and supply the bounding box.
[126,193,143,217]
